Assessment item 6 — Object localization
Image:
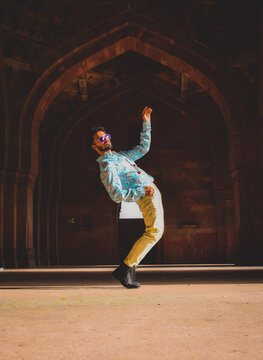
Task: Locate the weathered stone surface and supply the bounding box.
[0,1,262,267]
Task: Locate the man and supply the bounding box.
[88,106,164,288]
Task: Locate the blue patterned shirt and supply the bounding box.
[97,121,154,203]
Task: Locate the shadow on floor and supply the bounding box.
[0,266,263,288]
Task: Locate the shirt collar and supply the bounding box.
[96,151,117,164]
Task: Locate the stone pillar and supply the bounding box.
[259,1,263,128]
[0,37,8,268]
[1,173,17,268]
[246,165,263,264]
[45,196,59,266]
[0,181,4,268]
[224,198,236,263]
[231,168,254,264]
[214,190,227,263]
[16,174,35,267]
[254,2,263,262]
[1,170,36,268]
[36,155,59,266]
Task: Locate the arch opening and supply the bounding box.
[24,17,245,266]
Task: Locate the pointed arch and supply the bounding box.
[19,13,249,182]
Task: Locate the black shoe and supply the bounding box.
[131,266,140,287]
[111,263,140,289]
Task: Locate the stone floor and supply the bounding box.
[0,266,263,360]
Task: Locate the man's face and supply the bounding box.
[92,130,113,152]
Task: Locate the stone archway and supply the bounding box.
[36,75,231,266]
[7,12,253,266]
[22,35,245,178]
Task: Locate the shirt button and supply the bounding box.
[138,171,141,174]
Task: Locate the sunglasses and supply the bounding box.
[98,134,111,143]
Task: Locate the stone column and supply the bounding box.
[16,173,35,267]
[224,198,236,263]
[1,173,17,268]
[253,2,263,262]
[231,168,254,264]
[214,189,227,263]
[258,2,263,134]
[1,170,36,268]
[46,196,60,266]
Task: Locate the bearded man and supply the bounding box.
[88,107,164,288]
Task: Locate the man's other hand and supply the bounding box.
[144,185,154,196]
[142,106,152,122]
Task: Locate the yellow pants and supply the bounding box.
[124,183,164,267]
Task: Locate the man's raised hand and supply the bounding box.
[142,106,152,122]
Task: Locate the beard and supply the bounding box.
[97,142,113,152]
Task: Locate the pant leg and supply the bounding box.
[124,184,164,267]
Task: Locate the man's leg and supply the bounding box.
[111,184,164,288]
[124,184,164,267]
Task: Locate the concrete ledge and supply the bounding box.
[1,266,263,288]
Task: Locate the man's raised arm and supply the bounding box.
[119,106,153,162]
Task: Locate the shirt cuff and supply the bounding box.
[142,120,151,131]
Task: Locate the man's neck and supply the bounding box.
[97,150,112,156]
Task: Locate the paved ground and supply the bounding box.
[0,266,263,360]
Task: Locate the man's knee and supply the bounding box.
[145,225,164,242]
[155,227,164,241]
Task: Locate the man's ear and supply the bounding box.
[91,144,97,151]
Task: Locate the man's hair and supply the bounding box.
[87,126,107,148]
